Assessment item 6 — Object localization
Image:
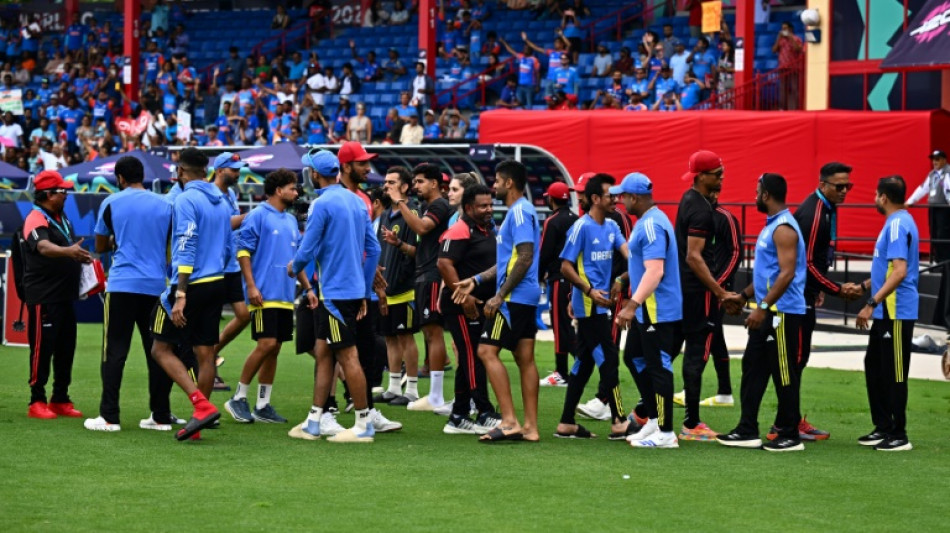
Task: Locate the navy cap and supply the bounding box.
[609,172,653,195]
[301,149,340,177]
[212,152,248,170]
[930,149,947,159]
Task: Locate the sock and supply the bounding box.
[388,372,403,395]
[406,378,419,398]
[307,405,323,423]
[325,395,338,411]
[188,391,207,406]
[257,384,272,410]
[429,371,444,405]
[341,379,351,401]
[234,382,249,401]
[355,408,371,430]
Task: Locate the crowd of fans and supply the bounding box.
[0,0,803,177]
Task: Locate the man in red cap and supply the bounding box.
[20,171,92,419]
[538,181,578,387]
[672,150,738,441]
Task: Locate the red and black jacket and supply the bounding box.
[794,191,841,303]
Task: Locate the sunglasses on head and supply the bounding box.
[821,181,854,192]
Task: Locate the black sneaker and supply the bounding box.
[762,436,805,452]
[716,431,763,448]
[874,437,913,451]
[213,375,231,391]
[857,430,887,446]
[175,410,221,441]
[389,395,412,407]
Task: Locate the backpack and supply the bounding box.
[8,225,26,330]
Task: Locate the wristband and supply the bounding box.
[614,277,623,285]
[474,274,482,286]
[586,286,593,296]
[175,290,187,298]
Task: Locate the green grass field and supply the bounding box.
[1,322,948,532]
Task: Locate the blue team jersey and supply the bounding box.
[58,108,83,141]
[496,196,541,307]
[654,77,679,101]
[518,55,537,86]
[307,121,327,144]
[424,123,441,139]
[628,206,682,324]
[224,188,240,274]
[753,209,807,315]
[691,50,715,80]
[679,82,702,109]
[560,214,625,318]
[95,188,172,296]
[237,202,300,309]
[552,66,578,94]
[871,210,919,320]
[546,50,565,79]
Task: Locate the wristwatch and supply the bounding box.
[757,301,769,310]
[866,296,878,308]
[175,290,187,298]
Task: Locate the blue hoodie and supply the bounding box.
[161,179,232,312]
[237,202,299,310]
[292,184,380,305]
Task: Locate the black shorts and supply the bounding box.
[295,300,319,355]
[379,300,418,336]
[415,280,442,327]
[682,290,718,334]
[317,299,362,351]
[481,302,538,352]
[151,280,226,347]
[224,271,245,305]
[251,308,294,342]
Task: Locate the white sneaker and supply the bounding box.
[139,414,172,431]
[370,409,403,433]
[84,416,120,432]
[327,424,375,443]
[319,412,346,436]
[371,386,384,395]
[407,396,437,412]
[444,416,480,435]
[699,394,735,407]
[673,390,686,406]
[473,412,502,435]
[539,371,567,387]
[630,431,679,448]
[626,418,659,443]
[576,398,610,421]
[433,400,454,416]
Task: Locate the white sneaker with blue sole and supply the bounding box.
[288,419,322,440]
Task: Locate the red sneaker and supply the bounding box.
[799,416,830,441]
[48,402,83,418]
[28,401,57,419]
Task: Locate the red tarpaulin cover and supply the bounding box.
[479,109,950,254]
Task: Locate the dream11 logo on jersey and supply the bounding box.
[910,1,950,43]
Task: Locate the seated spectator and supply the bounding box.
[254,55,272,81]
[168,24,189,57]
[393,91,416,121]
[305,107,329,144]
[399,113,423,144]
[347,102,372,143]
[481,31,502,59]
[546,90,577,110]
[286,52,308,82]
[205,125,224,146]
[652,90,681,111]
[30,117,53,144]
[381,48,407,81]
[349,41,381,82]
[496,76,520,108]
[390,0,410,25]
[0,111,24,148]
[441,108,469,138]
[423,109,441,139]
[605,70,626,104]
[272,5,290,30]
[624,93,648,111]
[588,90,621,110]
[649,65,679,103]
[382,108,404,144]
[592,43,613,77]
[339,62,361,96]
[331,95,352,142]
[307,65,339,108]
[471,0,494,20]
[679,71,705,109]
[289,125,305,145]
[615,46,634,75]
[669,39,689,85]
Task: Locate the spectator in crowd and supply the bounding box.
[286,51,308,82]
[481,30,502,58]
[254,54,272,81]
[223,46,244,85]
[272,5,291,29]
[624,92,648,111]
[546,90,577,110]
[551,53,579,98]
[339,62,361,97]
[363,0,390,27]
[605,69,626,104]
[152,0,171,33]
[349,40,381,82]
[390,0,410,25]
[500,36,540,107]
[588,90,621,110]
[652,90,681,111]
[718,39,735,94]
[687,0,703,38]
[382,108,404,144]
[560,10,584,63]
[615,46,635,75]
[411,61,435,110]
[393,91,416,121]
[347,102,372,143]
[307,65,339,108]
[660,23,677,59]
[756,0,772,24]
[521,30,570,98]
[496,76,521,108]
[400,113,423,144]
[679,70,705,109]
[168,24,189,57]
[331,95,352,142]
[650,64,679,104]
[423,109,441,139]
[305,105,330,144]
[669,39,689,85]
[688,37,717,90]
[441,108,469,138]
[592,43,613,77]
[773,22,803,110]
[0,111,24,148]
[381,48,407,81]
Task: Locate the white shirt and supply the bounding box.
[907,164,950,205]
[670,52,689,85]
[411,75,428,105]
[39,149,66,170]
[399,123,423,145]
[307,73,338,106]
[0,123,23,147]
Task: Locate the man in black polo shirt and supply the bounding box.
[393,162,453,414]
[439,184,502,434]
[20,170,91,419]
[538,181,578,387]
[674,150,738,441]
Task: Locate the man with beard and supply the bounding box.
[719,173,807,452]
[224,170,312,425]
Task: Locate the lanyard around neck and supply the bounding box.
[32,205,71,241]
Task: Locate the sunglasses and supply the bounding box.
[821,181,854,192]
[50,188,69,195]
[704,169,724,178]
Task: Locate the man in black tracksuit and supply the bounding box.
[789,161,862,441]
[538,181,578,387]
[707,191,741,405]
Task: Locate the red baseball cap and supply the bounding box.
[33,170,73,191]
[573,172,596,191]
[544,181,570,200]
[338,141,378,165]
[682,150,723,181]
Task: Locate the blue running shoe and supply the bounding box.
[253,404,288,423]
[225,397,254,423]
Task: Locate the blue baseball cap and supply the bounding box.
[301,149,340,176]
[609,172,653,195]
[212,152,248,170]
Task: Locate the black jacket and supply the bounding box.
[794,191,841,303]
[539,206,578,282]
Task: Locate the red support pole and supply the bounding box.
[64,0,79,25]
[123,0,141,112]
[734,0,756,110]
[419,0,437,85]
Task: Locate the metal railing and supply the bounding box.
[198,19,313,84]
[432,56,517,110]
[696,62,805,111]
[584,1,655,51]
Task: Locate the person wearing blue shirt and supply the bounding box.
[551,54,579,96]
[650,65,679,103]
[306,114,328,144]
[423,110,441,139]
[84,156,176,433]
[679,72,705,109]
[614,172,683,449]
[628,66,652,106]
[225,169,311,425]
[142,41,164,84]
[855,176,919,452]
[288,148,382,443]
[149,148,232,442]
[719,173,807,453]
[500,38,539,107]
[161,89,179,117]
[457,160,541,443]
[37,80,53,105]
[286,51,308,81]
[555,174,630,440]
[687,37,716,84]
[65,16,85,52]
[57,99,84,147]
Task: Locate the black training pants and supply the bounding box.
[864,315,914,440]
[27,301,77,405]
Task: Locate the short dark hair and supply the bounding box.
[585,173,615,204]
[820,162,853,180]
[698,36,709,47]
[495,160,527,191]
[178,147,209,170]
[759,173,787,202]
[462,183,492,209]
[115,155,144,184]
[412,162,442,182]
[387,165,413,188]
[368,186,385,205]
[877,175,906,204]
[264,168,297,196]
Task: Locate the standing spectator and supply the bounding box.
[390,0,410,25]
[410,61,435,110]
[307,65,339,108]
[152,0,171,33]
[362,0,390,27]
[64,14,85,56]
[338,62,361,97]
[423,109,441,139]
[591,43,613,77]
[687,0,702,38]
[560,10,584,63]
[331,95,352,142]
[756,0,772,24]
[286,52,308,82]
[522,31,570,98]
[0,111,24,148]
[687,37,716,91]
[669,40,689,85]
[399,113,423,144]
[381,48,406,81]
[717,40,736,95]
[223,47,244,85]
[349,41,381,82]
[347,102,372,142]
[500,36,539,107]
[272,5,291,29]
[659,24,677,59]
[20,171,92,420]
[496,76,520,108]
[168,24,189,57]
[773,22,803,109]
